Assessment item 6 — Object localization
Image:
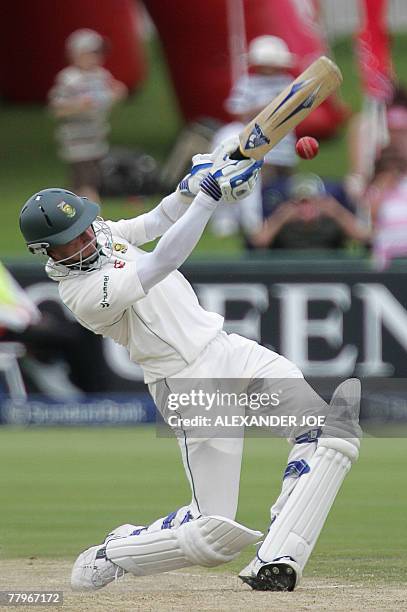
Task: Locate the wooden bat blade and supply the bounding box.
[232,56,342,161]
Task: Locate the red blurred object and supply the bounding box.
[0,0,348,141]
[145,0,348,133]
[355,0,393,101]
[145,0,232,122]
[244,0,323,73]
[244,0,349,139]
[0,0,146,102]
[296,136,319,159]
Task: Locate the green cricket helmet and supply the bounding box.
[19,188,100,255]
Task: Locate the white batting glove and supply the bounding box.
[177,153,214,201]
[201,155,263,203]
[211,135,241,164]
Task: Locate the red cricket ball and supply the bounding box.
[295,136,319,160]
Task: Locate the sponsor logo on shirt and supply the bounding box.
[101,275,110,308]
[113,242,127,254]
[57,201,76,218]
[114,259,125,269]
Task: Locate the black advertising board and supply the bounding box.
[6,257,407,390]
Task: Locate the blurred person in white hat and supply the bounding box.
[248,35,295,70]
[210,35,298,237]
[48,28,128,203]
[224,35,297,175]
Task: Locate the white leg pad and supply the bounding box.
[106,516,262,576]
[257,437,359,572]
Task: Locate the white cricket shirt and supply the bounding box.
[50,217,224,382]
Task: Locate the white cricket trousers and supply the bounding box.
[149,331,326,520]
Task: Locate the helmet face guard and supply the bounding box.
[46,217,113,277]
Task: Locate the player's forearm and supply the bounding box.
[137,191,218,292]
[143,191,191,242]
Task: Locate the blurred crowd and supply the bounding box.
[3,28,407,400]
[42,28,407,271]
[208,35,407,272]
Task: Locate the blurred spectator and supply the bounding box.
[346,82,407,203]
[210,35,298,237]
[224,35,298,180]
[261,173,357,218]
[48,29,128,203]
[386,85,407,162]
[0,263,40,332]
[250,173,370,250]
[0,262,40,400]
[4,300,109,399]
[366,148,407,269]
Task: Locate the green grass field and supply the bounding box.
[0,427,405,584]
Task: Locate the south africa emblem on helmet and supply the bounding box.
[113,242,127,254]
[57,201,76,218]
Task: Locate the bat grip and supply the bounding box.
[229,147,249,161]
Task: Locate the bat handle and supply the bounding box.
[229,147,249,161]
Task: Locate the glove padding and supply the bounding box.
[211,135,241,164]
[209,135,263,202]
[178,137,263,204]
[177,153,214,201]
[210,156,263,203]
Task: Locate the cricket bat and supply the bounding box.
[230,56,343,160]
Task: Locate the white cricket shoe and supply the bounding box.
[71,523,142,591]
[239,555,301,591]
[71,544,124,591]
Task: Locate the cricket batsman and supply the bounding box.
[19,139,361,592]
